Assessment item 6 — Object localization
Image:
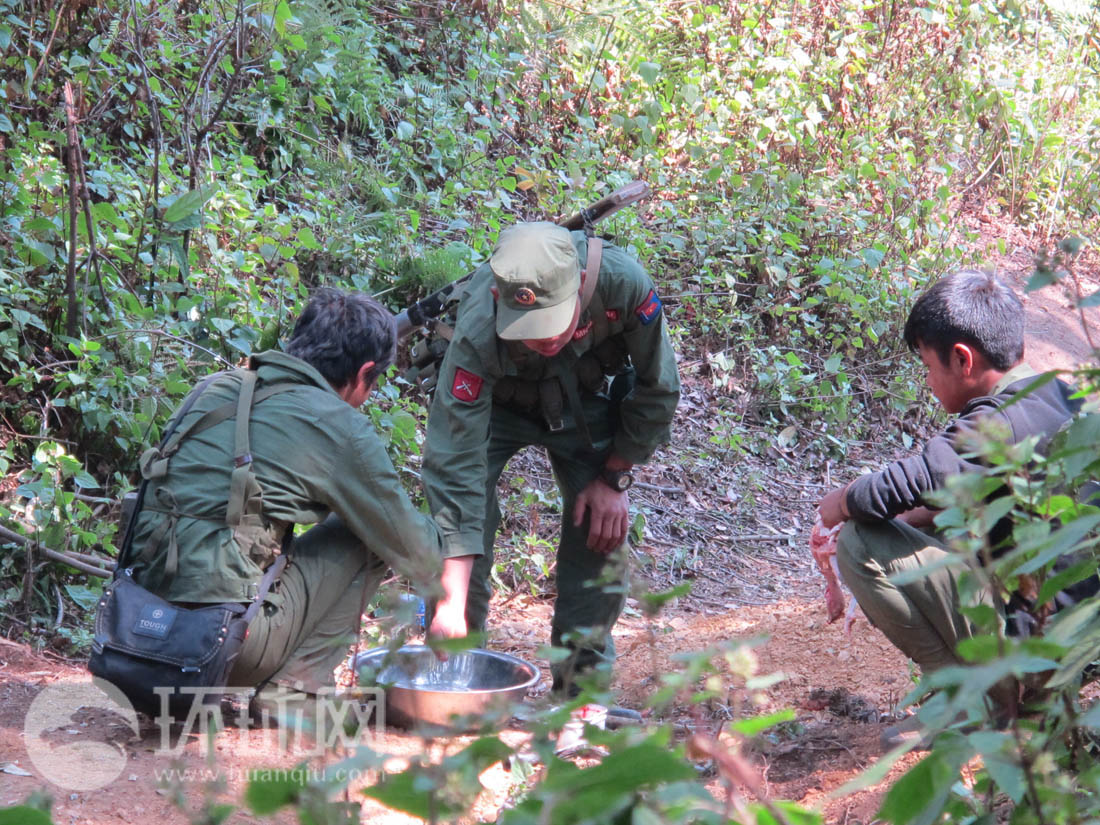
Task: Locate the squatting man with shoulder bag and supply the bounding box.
[91,289,466,721]
[815,270,1097,749]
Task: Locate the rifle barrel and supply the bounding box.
[558,180,651,231]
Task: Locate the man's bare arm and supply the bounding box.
[428,555,475,639]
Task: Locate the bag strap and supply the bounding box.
[553,349,595,452]
[116,545,287,621]
[541,233,603,451]
[242,554,287,623]
[141,372,233,480]
[128,368,299,576]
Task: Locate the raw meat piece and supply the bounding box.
[810,516,846,622]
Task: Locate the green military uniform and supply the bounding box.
[422,228,680,690]
[127,350,445,692]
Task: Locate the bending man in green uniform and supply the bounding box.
[126,289,461,705]
[422,222,680,694]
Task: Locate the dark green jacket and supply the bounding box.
[130,351,443,603]
[422,232,681,559]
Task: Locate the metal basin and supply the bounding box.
[351,646,540,731]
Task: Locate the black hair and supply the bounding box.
[902,270,1024,371]
[285,288,397,389]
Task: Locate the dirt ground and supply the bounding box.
[0,220,1097,824]
[0,594,923,825]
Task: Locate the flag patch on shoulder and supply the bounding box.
[451,368,483,403]
[634,289,662,325]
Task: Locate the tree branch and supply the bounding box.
[27,0,66,98]
[129,0,164,301]
[183,0,252,262]
[65,84,113,320]
[63,80,82,338]
[91,327,234,367]
[0,523,113,579]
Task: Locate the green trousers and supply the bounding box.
[468,398,627,693]
[228,514,387,693]
[835,518,995,674]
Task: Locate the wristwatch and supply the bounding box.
[600,468,634,492]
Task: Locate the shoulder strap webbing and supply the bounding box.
[580,236,602,310]
[142,371,233,481]
[159,382,299,459]
[226,369,258,527]
[133,372,299,579]
[553,350,594,453]
[581,237,608,342]
[117,372,222,572]
[158,371,232,451]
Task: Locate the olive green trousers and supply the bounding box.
[467,398,628,694]
[835,518,995,674]
[228,514,387,692]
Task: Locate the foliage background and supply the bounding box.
[1,0,1099,822]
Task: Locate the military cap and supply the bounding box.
[490,222,581,340]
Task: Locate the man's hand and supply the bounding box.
[574,478,629,553]
[818,483,851,529]
[428,598,467,639]
[428,556,474,644]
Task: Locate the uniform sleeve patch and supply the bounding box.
[451,367,484,403]
[634,289,662,325]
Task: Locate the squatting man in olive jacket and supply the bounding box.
[126,289,466,712]
[421,222,681,696]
